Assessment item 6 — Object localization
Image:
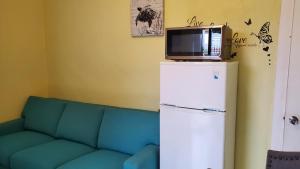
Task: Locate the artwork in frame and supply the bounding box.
[131,0,164,37]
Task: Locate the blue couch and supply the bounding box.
[0,96,159,169]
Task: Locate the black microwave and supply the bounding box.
[165,25,232,61]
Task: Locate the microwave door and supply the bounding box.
[167,29,204,57]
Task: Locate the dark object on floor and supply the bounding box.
[266,150,300,169]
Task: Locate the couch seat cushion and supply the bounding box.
[0,131,53,168]
[23,96,66,136]
[57,150,130,169]
[0,166,9,169]
[10,140,94,169]
[98,107,159,154]
[56,102,104,147]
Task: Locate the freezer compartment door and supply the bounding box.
[160,62,231,111]
[160,105,225,169]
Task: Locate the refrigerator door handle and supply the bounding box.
[202,108,226,113]
[160,104,226,113]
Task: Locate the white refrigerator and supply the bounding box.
[160,61,238,169]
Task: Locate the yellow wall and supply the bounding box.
[0,0,281,169]
[45,0,281,169]
[0,0,48,122]
[45,0,165,110]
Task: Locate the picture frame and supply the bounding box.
[131,0,164,37]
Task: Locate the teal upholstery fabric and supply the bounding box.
[56,103,105,147]
[23,96,66,136]
[98,107,159,155]
[0,119,24,136]
[10,140,94,169]
[0,166,9,169]
[57,150,130,169]
[124,145,159,169]
[0,131,53,168]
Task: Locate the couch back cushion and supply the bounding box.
[98,107,159,155]
[56,103,105,147]
[23,96,66,136]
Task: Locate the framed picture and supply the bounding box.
[131,0,164,37]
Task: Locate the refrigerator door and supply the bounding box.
[160,62,233,111]
[160,105,225,169]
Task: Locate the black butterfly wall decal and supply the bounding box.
[251,22,273,44]
[231,52,237,58]
[263,46,269,52]
[244,18,252,25]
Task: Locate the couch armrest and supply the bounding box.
[123,145,159,169]
[0,118,24,136]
